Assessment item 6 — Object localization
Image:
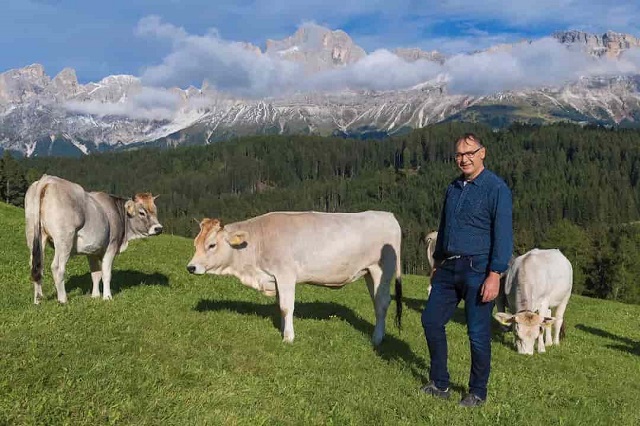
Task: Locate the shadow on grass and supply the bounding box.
[66,270,169,296]
[575,324,640,356]
[194,298,459,388]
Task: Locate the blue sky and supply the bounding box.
[3,0,640,84]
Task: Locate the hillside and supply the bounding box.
[1,202,638,424]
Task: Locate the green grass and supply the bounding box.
[1,202,639,425]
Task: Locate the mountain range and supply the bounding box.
[1,27,640,157]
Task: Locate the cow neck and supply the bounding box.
[110,196,131,252]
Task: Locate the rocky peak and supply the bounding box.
[0,63,51,103]
[393,47,446,64]
[51,67,80,97]
[265,24,366,72]
[553,30,640,57]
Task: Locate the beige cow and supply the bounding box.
[187,211,403,345]
[494,248,573,354]
[424,230,438,295]
[25,174,163,304]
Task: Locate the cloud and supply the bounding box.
[65,86,182,120]
[136,16,301,98]
[61,16,640,120]
[136,18,640,97]
[444,38,640,95]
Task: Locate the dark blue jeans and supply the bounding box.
[421,256,494,400]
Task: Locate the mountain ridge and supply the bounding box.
[1,28,640,156]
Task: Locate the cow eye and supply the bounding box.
[139,209,147,217]
[207,243,216,250]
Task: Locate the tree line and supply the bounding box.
[3,122,640,304]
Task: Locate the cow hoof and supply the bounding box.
[103,295,113,301]
[282,333,295,343]
[91,293,101,299]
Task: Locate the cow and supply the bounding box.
[25,174,163,304]
[424,230,438,271]
[187,211,403,345]
[493,248,573,355]
[424,230,438,295]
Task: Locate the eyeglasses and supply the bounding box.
[454,146,484,161]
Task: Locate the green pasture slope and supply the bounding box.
[0,202,639,425]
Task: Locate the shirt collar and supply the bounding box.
[456,168,487,187]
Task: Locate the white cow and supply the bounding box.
[25,174,163,304]
[494,248,573,355]
[424,230,438,295]
[425,231,438,271]
[187,211,403,345]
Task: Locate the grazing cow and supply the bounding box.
[25,174,163,304]
[493,248,573,354]
[187,211,403,345]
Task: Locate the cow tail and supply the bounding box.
[560,320,566,340]
[30,181,46,283]
[395,276,403,330]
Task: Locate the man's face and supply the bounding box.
[455,137,486,179]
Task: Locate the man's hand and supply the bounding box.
[430,267,437,279]
[481,271,501,303]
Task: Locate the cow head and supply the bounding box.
[494,310,555,355]
[124,193,163,236]
[187,218,248,275]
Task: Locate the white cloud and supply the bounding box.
[444,39,640,95]
[61,16,640,120]
[65,86,181,120]
[137,17,302,98]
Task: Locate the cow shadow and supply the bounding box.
[194,298,446,387]
[66,270,169,296]
[575,324,640,356]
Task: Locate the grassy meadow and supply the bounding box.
[0,201,639,425]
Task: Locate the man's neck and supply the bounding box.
[463,166,485,182]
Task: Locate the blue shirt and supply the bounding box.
[433,168,513,274]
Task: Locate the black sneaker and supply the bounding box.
[420,381,451,399]
[459,393,485,407]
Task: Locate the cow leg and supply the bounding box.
[553,296,571,345]
[544,308,553,347]
[88,256,102,298]
[50,245,71,304]
[366,264,391,346]
[276,276,296,343]
[100,249,116,301]
[31,233,47,304]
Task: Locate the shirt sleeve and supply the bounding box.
[489,183,513,274]
[432,186,450,263]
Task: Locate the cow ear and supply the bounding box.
[226,231,248,247]
[125,200,136,217]
[494,312,515,326]
[541,317,556,328]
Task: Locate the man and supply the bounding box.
[421,133,513,407]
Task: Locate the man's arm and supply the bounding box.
[482,183,513,302]
[489,183,513,274]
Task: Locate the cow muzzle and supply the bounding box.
[186,264,205,275]
[150,225,164,235]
